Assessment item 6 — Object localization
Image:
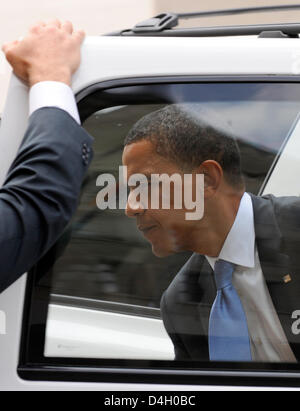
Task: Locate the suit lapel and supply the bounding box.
[250,194,300,359]
[179,253,215,361]
[251,194,290,283]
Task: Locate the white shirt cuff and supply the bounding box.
[29,81,81,124]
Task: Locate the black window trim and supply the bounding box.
[18,74,300,388]
[77,74,300,122]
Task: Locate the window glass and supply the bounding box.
[38,82,300,363]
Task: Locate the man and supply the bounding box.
[123,104,300,363]
[0,20,93,293]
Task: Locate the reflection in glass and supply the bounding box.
[41,83,300,362]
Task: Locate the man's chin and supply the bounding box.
[151,245,174,258]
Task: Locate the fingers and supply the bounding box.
[62,20,73,34]
[72,29,86,45]
[48,19,62,29]
[28,19,83,41]
[29,19,61,35]
[29,21,46,34]
[2,19,86,85]
[2,40,19,55]
[3,20,85,56]
[2,42,10,54]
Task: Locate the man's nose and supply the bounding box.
[125,192,146,218]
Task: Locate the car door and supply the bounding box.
[1,35,300,391]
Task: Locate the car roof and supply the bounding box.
[106,6,300,39]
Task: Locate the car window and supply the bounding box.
[23,81,300,374]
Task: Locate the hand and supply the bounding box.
[2,20,85,87]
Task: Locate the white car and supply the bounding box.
[1,7,300,391]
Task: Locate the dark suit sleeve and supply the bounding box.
[160,292,191,361]
[0,107,94,293]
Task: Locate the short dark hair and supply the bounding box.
[124,104,244,189]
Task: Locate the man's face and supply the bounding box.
[122,140,199,257]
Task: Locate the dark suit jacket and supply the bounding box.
[161,193,300,362]
[0,107,93,294]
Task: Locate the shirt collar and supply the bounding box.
[206,192,256,270]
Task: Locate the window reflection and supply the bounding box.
[42,83,300,362]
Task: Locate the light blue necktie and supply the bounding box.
[209,259,252,362]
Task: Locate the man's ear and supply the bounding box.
[198,160,223,197]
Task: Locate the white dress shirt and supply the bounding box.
[29,81,80,124]
[206,192,297,363]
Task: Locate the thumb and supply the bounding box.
[2,40,19,55]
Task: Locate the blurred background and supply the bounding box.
[1,0,300,112]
